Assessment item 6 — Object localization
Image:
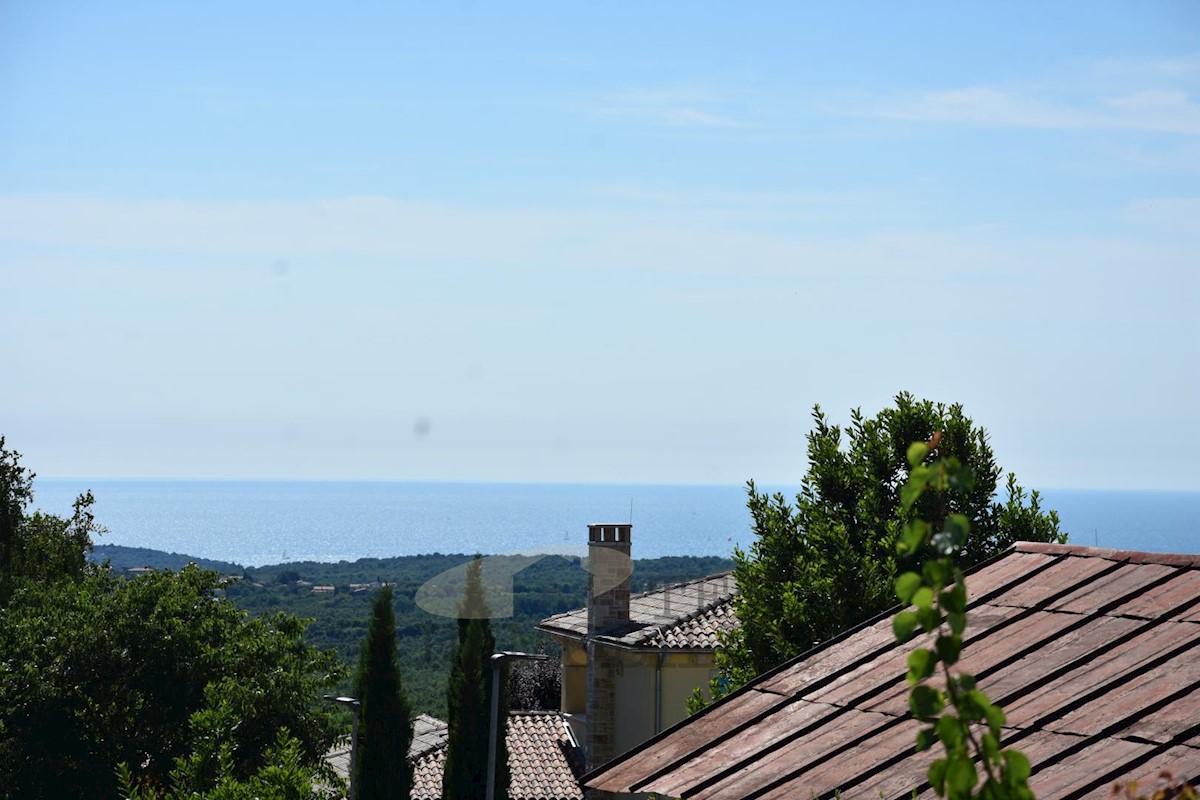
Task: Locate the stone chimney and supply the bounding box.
[585,523,632,772]
[587,523,632,634]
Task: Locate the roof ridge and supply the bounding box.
[414,713,446,724]
[632,570,735,600]
[1015,541,1200,566]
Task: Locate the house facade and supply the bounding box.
[538,524,738,770]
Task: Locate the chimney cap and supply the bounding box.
[587,523,631,544]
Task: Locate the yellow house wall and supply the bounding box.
[612,651,657,756]
[561,643,587,714]
[556,640,720,759]
[658,653,717,730]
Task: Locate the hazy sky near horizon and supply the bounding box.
[2,2,1198,490]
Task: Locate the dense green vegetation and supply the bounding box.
[2,436,103,605]
[1,438,343,800]
[97,544,733,717]
[702,394,1065,707]
[1,567,344,797]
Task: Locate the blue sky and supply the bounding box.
[2,1,1198,489]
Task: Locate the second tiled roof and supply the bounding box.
[411,711,584,800]
[538,572,739,650]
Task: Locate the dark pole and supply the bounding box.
[324,695,362,800]
[487,652,550,800]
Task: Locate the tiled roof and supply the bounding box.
[325,713,448,784]
[410,742,444,800]
[538,572,738,651]
[410,712,584,800]
[410,713,449,759]
[506,712,586,800]
[585,543,1200,799]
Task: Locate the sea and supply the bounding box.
[30,480,1200,568]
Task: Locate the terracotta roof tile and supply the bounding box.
[409,712,584,800]
[410,746,444,800]
[410,713,449,758]
[585,543,1200,799]
[538,572,738,650]
[326,712,581,799]
[325,714,448,787]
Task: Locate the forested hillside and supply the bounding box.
[94,546,733,716]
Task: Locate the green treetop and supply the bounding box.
[702,394,1065,705]
[1,436,102,604]
[0,437,343,798]
[1,565,344,798]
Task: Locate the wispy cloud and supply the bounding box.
[582,88,749,128]
[829,54,1200,136]
[2,192,1194,293]
[586,182,874,211]
[1094,141,1200,173]
[838,86,1200,135]
[1090,55,1200,85]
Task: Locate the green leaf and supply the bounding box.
[1003,750,1032,782]
[928,759,948,795]
[945,514,970,546]
[956,688,983,721]
[895,572,922,605]
[935,634,962,665]
[909,685,944,720]
[917,604,940,632]
[947,611,966,635]
[901,474,926,512]
[912,586,934,610]
[981,732,1000,760]
[893,611,919,642]
[923,560,951,590]
[946,754,979,798]
[936,714,966,751]
[927,463,949,492]
[907,648,936,683]
[942,581,967,614]
[980,695,1006,732]
[898,520,929,555]
[915,726,937,753]
[965,690,997,719]
[978,780,1005,800]
[907,441,929,468]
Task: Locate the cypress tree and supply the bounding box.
[443,556,508,800]
[354,585,414,800]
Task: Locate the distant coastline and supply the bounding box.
[43,481,1200,567]
[91,544,245,574]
